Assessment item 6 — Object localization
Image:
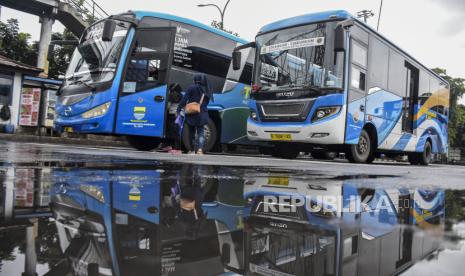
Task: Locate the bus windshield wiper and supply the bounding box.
[71,79,96,91]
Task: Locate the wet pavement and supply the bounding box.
[1,141,465,275]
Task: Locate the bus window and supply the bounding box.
[170,22,236,93]
[418,70,430,106]
[350,40,367,92]
[351,67,366,91]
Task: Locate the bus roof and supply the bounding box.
[258,10,448,85]
[133,11,248,44]
[259,10,351,34]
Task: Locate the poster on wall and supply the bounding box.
[41,90,57,128]
[19,87,41,126]
[14,168,35,208]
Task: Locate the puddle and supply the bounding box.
[0,142,464,275]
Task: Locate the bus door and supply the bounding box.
[112,170,161,276]
[115,27,176,137]
[402,62,419,134]
[346,34,369,144]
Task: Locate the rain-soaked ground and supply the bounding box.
[1,141,465,276]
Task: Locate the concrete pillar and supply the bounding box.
[3,167,15,220]
[24,218,38,276]
[37,15,55,76]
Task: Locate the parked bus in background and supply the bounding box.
[54,11,254,152]
[233,10,450,164]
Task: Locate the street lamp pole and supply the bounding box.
[197,0,231,30]
[377,0,384,31]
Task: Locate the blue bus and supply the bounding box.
[55,11,254,152]
[50,164,245,275]
[242,176,445,275]
[232,10,450,164]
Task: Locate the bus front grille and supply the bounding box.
[257,100,314,122]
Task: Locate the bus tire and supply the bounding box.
[419,141,432,166]
[182,118,217,152]
[273,144,300,159]
[310,151,335,160]
[408,154,420,165]
[259,146,274,156]
[126,135,161,151]
[347,129,373,163]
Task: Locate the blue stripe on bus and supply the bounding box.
[393,133,412,151]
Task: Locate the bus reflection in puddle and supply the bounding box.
[49,165,445,276]
[243,175,445,276]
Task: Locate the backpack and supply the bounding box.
[0,105,11,121]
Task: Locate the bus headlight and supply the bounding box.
[82,102,111,119]
[250,110,258,121]
[312,106,341,122]
[80,185,105,203]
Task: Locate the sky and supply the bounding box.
[1,0,464,80]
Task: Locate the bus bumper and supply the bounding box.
[246,109,346,145]
[54,113,114,134]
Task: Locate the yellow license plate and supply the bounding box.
[64,127,73,133]
[267,176,289,186]
[270,133,292,141]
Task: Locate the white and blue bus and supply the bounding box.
[233,10,450,164]
[55,11,254,152]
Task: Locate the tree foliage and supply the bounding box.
[0,17,79,79]
[0,19,38,66]
[432,68,465,148]
[210,20,239,37]
[48,29,78,79]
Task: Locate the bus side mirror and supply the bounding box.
[334,26,345,52]
[232,51,242,71]
[102,20,116,42]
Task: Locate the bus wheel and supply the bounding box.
[347,129,372,163]
[419,141,432,166]
[409,141,432,166]
[182,118,217,152]
[126,135,161,151]
[310,151,335,160]
[259,146,274,156]
[408,154,420,165]
[273,144,300,159]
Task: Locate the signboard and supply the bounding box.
[19,87,41,126]
[260,37,325,55]
[42,90,57,128]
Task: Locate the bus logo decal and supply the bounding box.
[134,106,146,120]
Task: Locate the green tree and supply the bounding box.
[48,29,78,79]
[432,68,465,148]
[0,19,37,66]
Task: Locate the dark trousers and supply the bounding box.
[187,125,205,151]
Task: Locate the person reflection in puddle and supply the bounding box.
[163,165,209,240]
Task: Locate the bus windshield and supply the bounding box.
[254,22,344,93]
[63,20,130,91]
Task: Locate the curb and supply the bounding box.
[0,133,131,148]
